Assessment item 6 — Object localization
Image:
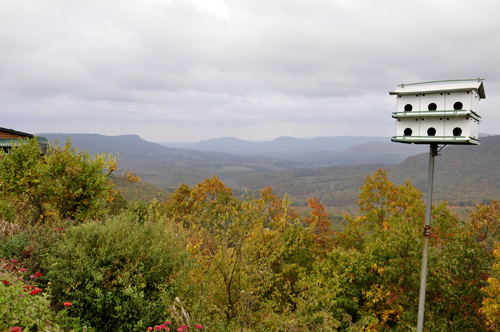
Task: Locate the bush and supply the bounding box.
[45,213,192,331]
[0,276,93,332]
[0,232,29,260]
[0,199,16,223]
[0,137,117,223]
[0,277,52,331]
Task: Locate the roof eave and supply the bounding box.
[0,127,34,138]
[389,81,486,99]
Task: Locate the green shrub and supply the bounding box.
[45,213,192,331]
[0,232,29,260]
[0,278,52,331]
[0,199,16,222]
[17,220,76,278]
[105,191,129,216]
[0,277,93,332]
[0,137,117,223]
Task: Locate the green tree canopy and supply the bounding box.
[0,137,117,223]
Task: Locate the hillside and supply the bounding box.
[159,136,391,154]
[37,133,425,190]
[387,135,500,206]
[111,175,167,202]
[279,142,427,166]
[36,133,309,188]
[37,133,305,166]
[35,133,500,219]
[160,136,427,166]
[226,135,500,218]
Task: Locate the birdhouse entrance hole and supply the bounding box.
[404,104,413,112]
[428,103,437,111]
[427,127,436,136]
[404,128,412,136]
[452,127,462,136]
[453,102,463,110]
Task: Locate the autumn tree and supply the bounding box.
[303,197,334,251]
[0,137,117,222]
[296,169,492,331]
[160,177,319,330]
[476,201,500,328]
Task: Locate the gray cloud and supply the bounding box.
[1,0,499,141]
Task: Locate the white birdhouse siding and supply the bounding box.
[419,117,445,137]
[471,118,479,138]
[396,95,420,112]
[444,117,470,137]
[396,118,420,137]
[444,91,479,111]
[420,93,445,112]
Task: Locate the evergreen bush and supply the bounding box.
[44,213,192,331]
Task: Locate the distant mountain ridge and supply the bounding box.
[33,133,500,216]
[159,136,428,165]
[36,132,310,164]
[34,133,428,190]
[158,136,391,155]
[37,134,426,168]
[291,141,427,166]
[35,133,311,188]
[225,135,500,214]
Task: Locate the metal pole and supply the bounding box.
[417,143,438,332]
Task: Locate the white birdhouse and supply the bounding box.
[390,80,485,144]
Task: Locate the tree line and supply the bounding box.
[1,138,500,331]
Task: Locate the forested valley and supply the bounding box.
[1,136,500,331]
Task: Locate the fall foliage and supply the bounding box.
[1,140,500,331]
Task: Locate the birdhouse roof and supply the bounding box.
[389,80,485,99]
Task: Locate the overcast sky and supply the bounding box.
[1,0,499,142]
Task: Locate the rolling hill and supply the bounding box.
[35,133,500,220]
[36,133,425,189]
[225,135,500,219]
[158,136,391,155]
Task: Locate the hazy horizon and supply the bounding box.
[4,0,500,142]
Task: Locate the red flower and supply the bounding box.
[9,327,22,332]
[31,288,43,295]
[64,302,71,307]
[11,259,17,263]
[154,326,161,331]
[35,272,42,278]
[147,328,153,331]
[181,325,188,330]
[2,280,8,284]
[196,324,203,329]
[177,329,182,332]
[164,321,171,325]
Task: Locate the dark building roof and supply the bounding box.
[0,127,49,149]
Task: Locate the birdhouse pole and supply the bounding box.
[389,79,485,331]
[416,142,438,332]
